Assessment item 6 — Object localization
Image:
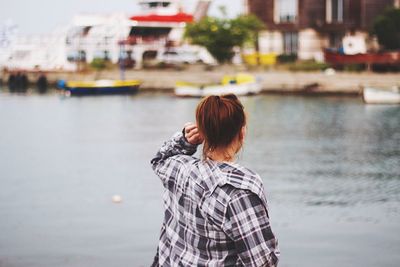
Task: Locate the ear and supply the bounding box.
[239,126,246,142]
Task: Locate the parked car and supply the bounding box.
[157,46,217,66]
[160,50,199,65]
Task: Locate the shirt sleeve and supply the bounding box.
[150,131,198,186]
[222,190,280,267]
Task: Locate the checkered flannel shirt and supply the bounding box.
[150,132,279,266]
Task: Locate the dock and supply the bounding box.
[1,66,400,95]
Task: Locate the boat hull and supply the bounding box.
[65,85,139,96]
[175,82,261,97]
[363,87,400,104]
[324,50,400,65]
[60,80,140,96]
[175,73,261,97]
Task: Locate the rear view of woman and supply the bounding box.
[151,94,279,266]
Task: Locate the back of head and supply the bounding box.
[195,94,246,159]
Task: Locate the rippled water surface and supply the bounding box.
[0,91,399,267]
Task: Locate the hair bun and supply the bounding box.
[221,94,238,101]
[195,94,246,159]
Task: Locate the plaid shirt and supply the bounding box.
[150,132,279,267]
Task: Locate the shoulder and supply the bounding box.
[198,161,268,205]
[170,154,200,166]
[157,154,199,180]
[216,184,264,209]
[201,184,268,228]
[164,155,200,182]
[218,163,265,197]
[219,162,260,181]
[197,161,269,220]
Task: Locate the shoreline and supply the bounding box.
[136,87,361,96]
[2,66,399,96]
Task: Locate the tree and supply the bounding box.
[185,15,265,63]
[90,58,107,79]
[373,8,400,50]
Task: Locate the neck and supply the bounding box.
[207,147,237,163]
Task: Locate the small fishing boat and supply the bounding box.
[363,87,400,104]
[57,79,141,96]
[175,73,261,97]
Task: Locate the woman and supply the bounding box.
[151,94,279,266]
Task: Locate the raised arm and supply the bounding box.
[223,190,280,267]
[150,123,203,185]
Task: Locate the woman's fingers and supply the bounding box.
[187,128,199,137]
[184,123,197,137]
[185,124,197,133]
[186,133,196,141]
[183,123,203,144]
[188,133,203,145]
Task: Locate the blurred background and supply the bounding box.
[0,1,399,267]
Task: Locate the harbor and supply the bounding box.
[1,0,400,266]
[1,0,399,98]
[2,66,400,95]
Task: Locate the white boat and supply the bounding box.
[363,87,400,104]
[175,73,261,97]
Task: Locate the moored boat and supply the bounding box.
[324,49,400,65]
[175,73,261,97]
[363,87,400,104]
[57,79,141,96]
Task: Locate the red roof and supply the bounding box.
[130,12,193,23]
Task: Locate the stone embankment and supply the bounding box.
[2,65,399,95]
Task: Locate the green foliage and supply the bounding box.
[287,60,330,72]
[185,15,265,63]
[277,54,298,63]
[230,15,265,45]
[373,8,400,50]
[90,58,108,79]
[90,58,107,71]
[343,64,365,72]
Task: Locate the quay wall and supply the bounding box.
[1,67,399,95]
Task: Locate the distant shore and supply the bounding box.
[2,65,400,95]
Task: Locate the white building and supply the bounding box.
[1,0,213,71]
[65,0,213,69]
[65,13,133,64]
[5,30,77,71]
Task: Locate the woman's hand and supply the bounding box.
[184,123,204,145]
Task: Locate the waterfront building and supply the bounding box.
[65,13,133,65]
[66,0,212,69]
[1,0,212,71]
[123,0,195,68]
[246,0,397,61]
[2,28,76,71]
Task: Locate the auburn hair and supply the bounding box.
[195,94,246,159]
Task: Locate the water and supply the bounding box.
[0,90,399,267]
